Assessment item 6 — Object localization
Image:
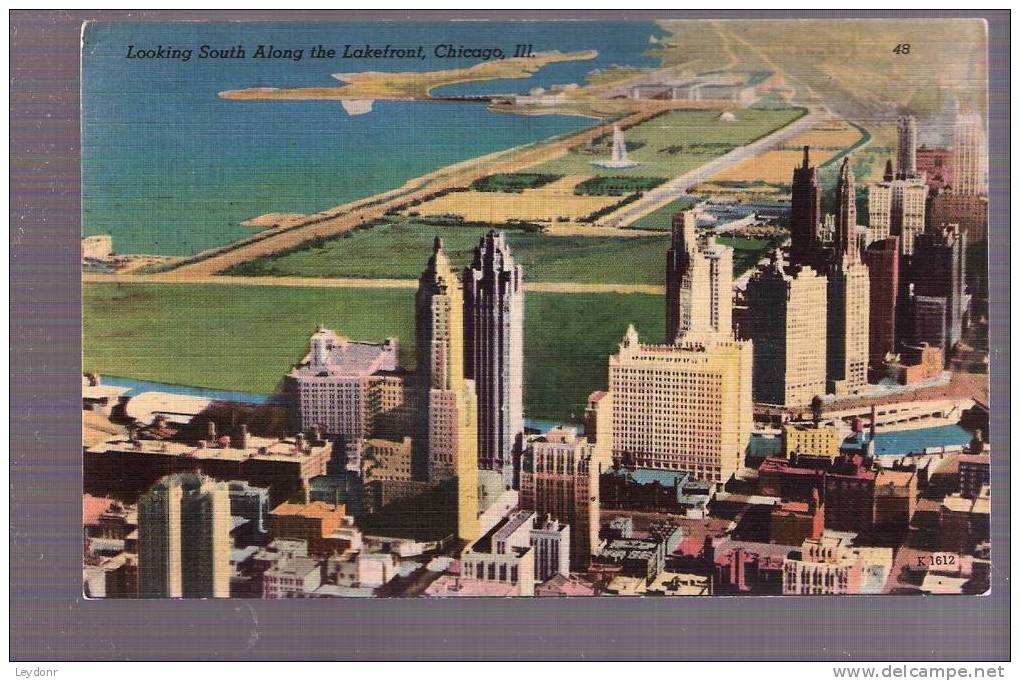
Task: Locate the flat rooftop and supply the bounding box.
[87,433,330,465]
[271,500,345,519]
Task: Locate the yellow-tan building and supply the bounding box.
[827,256,871,396]
[607,325,752,483]
[361,437,415,483]
[665,211,733,342]
[746,259,828,407]
[867,169,928,254]
[781,423,840,460]
[415,237,480,541]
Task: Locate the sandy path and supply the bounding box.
[82,272,665,296]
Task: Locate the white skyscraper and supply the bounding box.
[665,211,733,343]
[952,111,988,196]
[868,160,928,254]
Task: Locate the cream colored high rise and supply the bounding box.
[415,237,480,542]
[607,325,752,483]
[826,255,871,396]
[703,235,734,338]
[952,111,987,197]
[665,211,735,341]
[138,473,231,599]
[867,168,928,254]
[746,259,828,407]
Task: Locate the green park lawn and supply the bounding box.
[83,283,665,423]
[716,235,788,273]
[224,219,674,286]
[530,107,805,178]
[222,218,781,285]
[625,195,701,230]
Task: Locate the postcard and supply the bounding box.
[80,18,990,599]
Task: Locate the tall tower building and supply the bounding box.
[909,225,967,355]
[607,325,752,483]
[519,426,607,571]
[665,211,732,343]
[825,256,871,396]
[789,146,821,267]
[868,161,928,254]
[952,111,987,196]
[862,237,900,374]
[703,235,734,338]
[746,257,828,407]
[464,231,524,488]
[834,157,858,258]
[896,115,918,179]
[415,237,480,541]
[138,473,231,599]
[665,211,711,342]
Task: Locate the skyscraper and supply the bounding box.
[909,225,967,356]
[464,231,524,488]
[868,160,928,254]
[789,146,821,267]
[862,237,900,374]
[896,115,917,180]
[665,211,732,343]
[703,235,734,339]
[138,473,231,599]
[826,258,871,395]
[746,256,828,407]
[916,145,953,191]
[928,189,987,294]
[665,211,709,342]
[952,111,987,196]
[287,325,401,438]
[826,157,871,395]
[415,237,480,541]
[834,157,858,258]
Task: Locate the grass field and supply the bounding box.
[530,108,805,178]
[222,218,780,284]
[714,235,787,273]
[625,195,701,231]
[83,283,665,423]
[224,219,675,285]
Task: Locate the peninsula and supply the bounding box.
[218,49,599,102]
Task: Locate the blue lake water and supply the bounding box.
[82,21,664,256]
[100,375,274,405]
